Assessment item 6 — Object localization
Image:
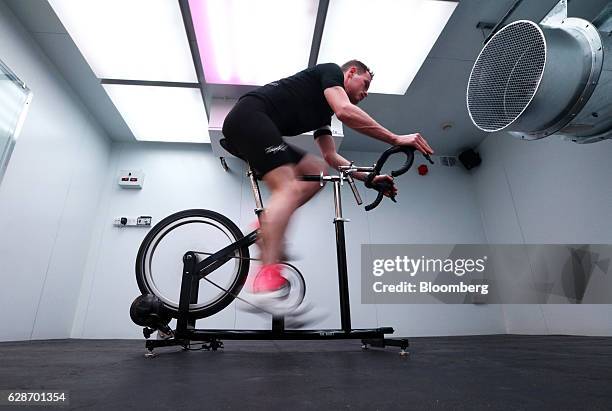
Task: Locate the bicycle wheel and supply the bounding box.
[135,209,250,319]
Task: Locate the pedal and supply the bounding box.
[156,328,174,340]
[143,327,154,339]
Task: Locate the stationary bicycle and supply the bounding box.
[130,140,433,357]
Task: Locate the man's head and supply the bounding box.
[341,59,373,104]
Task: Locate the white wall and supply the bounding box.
[72,143,503,339]
[72,142,246,338]
[0,1,112,342]
[1,0,607,343]
[0,0,498,341]
[473,133,612,336]
[348,151,504,337]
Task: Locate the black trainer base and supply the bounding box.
[144,327,409,353]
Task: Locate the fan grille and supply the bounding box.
[467,21,546,132]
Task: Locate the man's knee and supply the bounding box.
[264,165,295,191]
[273,176,315,205]
[307,157,328,176]
[294,160,326,201]
[295,156,327,178]
[299,179,322,199]
[265,156,326,204]
[268,174,303,205]
[280,180,306,208]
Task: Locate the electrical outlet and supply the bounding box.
[114,217,129,227]
[137,216,152,226]
[114,216,152,227]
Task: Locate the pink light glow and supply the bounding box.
[188,0,317,86]
[189,0,237,84]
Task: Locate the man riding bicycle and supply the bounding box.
[222,60,434,308]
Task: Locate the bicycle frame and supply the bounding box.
[143,146,426,355]
[189,165,263,283]
[160,166,407,355]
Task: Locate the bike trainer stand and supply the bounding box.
[142,175,409,356]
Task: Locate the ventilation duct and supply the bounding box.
[467,1,612,144]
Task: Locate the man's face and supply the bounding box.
[344,67,371,104]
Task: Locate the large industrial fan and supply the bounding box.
[467,0,611,144]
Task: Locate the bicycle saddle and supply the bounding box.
[219,138,263,180]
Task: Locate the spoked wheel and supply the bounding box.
[135,209,250,319]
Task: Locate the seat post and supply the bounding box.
[247,165,265,217]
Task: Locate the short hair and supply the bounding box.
[341,60,374,79]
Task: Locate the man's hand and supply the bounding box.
[395,133,434,156]
[371,174,397,198]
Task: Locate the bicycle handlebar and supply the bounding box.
[363,146,434,211]
[299,145,434,212]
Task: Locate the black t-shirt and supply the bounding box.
[243,63,344,137]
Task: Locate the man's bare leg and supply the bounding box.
[292,154,328,207]
[259,155,327,265]
[259,165,300,265]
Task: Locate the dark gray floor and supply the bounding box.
[0,335,611,410]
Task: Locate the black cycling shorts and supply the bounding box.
[222,96,306,176]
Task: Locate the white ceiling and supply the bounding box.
[4,0,610,154]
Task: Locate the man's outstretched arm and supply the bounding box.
[324,86,434,155]
[324,86,396,145]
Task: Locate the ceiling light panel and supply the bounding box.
[318,0,457,95]
[188,0,319,85]
[49,0,197,82]
[102,85,209,143]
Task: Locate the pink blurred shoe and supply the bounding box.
[252,264,289,298]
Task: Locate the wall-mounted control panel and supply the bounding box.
[118,170,144,189]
